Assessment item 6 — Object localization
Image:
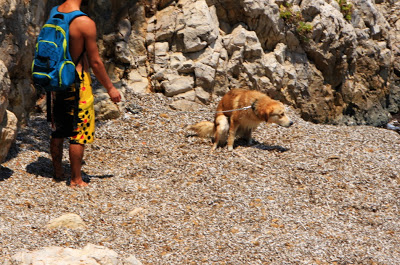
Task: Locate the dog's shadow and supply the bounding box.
[234,139,289,152]
[185,134,289,152]
[26,156,114,183]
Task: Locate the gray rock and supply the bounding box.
[169,99,202,111]
[0,110,17,163]
[0,60,10,124]
[179,0,219,52]
[162,75,194,97]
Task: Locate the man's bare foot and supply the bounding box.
[69,180,89,188]
[53,169,66,182]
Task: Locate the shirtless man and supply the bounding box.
[50,0,121,187]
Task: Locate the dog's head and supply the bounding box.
[259,99,293,127]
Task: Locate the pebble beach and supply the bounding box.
[1,91,400,264]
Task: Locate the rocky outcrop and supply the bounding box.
[0,0,41,125]
[1,0,399,125]
[0,0,400,158]
[141,0,400,126]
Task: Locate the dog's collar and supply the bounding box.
[251,99,264,119]
[251,100,258,112]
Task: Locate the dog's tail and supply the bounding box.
[186,121,215,137]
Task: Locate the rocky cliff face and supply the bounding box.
[0,0,399,161]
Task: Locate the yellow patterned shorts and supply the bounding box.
[50,72,95,145]
[70,72,95,144]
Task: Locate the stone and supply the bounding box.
[45,213,86,230]
[154,6,178,41]
[162,75,194,97]
[95,100,121,121]
[0,60,10,124]
[174,90,196,101]
[128,207,145,217]
[125,255,144,265]
[170,53,195,73]
[117,18,131,42]
[179,0,219,52]
[194,87,211,104]
[194,62,216,91]
[169,99,202,112]
[0,110,17,163]
[115,41,133,64]
[10,244,140,265]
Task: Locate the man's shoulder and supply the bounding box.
[72,15,94,25]
[70,15,96,33]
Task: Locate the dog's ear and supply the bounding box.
[264,105,274,122]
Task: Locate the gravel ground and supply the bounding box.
[1,91,400,264]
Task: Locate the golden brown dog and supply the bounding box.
[188,89,293,151]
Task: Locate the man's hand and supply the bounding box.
[108,86,121,103]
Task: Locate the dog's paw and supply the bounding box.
[211,143,217,151]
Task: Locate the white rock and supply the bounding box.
[125,255,143,265]
[128,207,145,217]
[45,213,86,230]
[11,244,125,265]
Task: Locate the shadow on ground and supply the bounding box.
[26,156,114,184]
[0,166,13,181]
[5,114,51,163]
[26,156,54,179]
[235,139,289,152]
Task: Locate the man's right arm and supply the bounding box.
[80,17,121,103]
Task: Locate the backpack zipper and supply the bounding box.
[59,61,75,87]
[42,24,68,59]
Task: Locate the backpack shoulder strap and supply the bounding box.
[49,5,60,18]
[48,5,88,24]
[64,10,88,24]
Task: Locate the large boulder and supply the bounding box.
[0,60,16,163]
[0,60,10,124]
[0,0,44,125]
[11,244,143,265]
[0,110,17,163]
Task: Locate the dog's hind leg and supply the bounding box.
[227,122,238,151]
[212,115,229,150]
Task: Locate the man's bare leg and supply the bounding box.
[69,143,88,187]
[50,137,65,180]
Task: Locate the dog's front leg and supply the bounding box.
[242,127,253,146]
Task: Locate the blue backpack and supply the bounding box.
[32,6,87,92]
